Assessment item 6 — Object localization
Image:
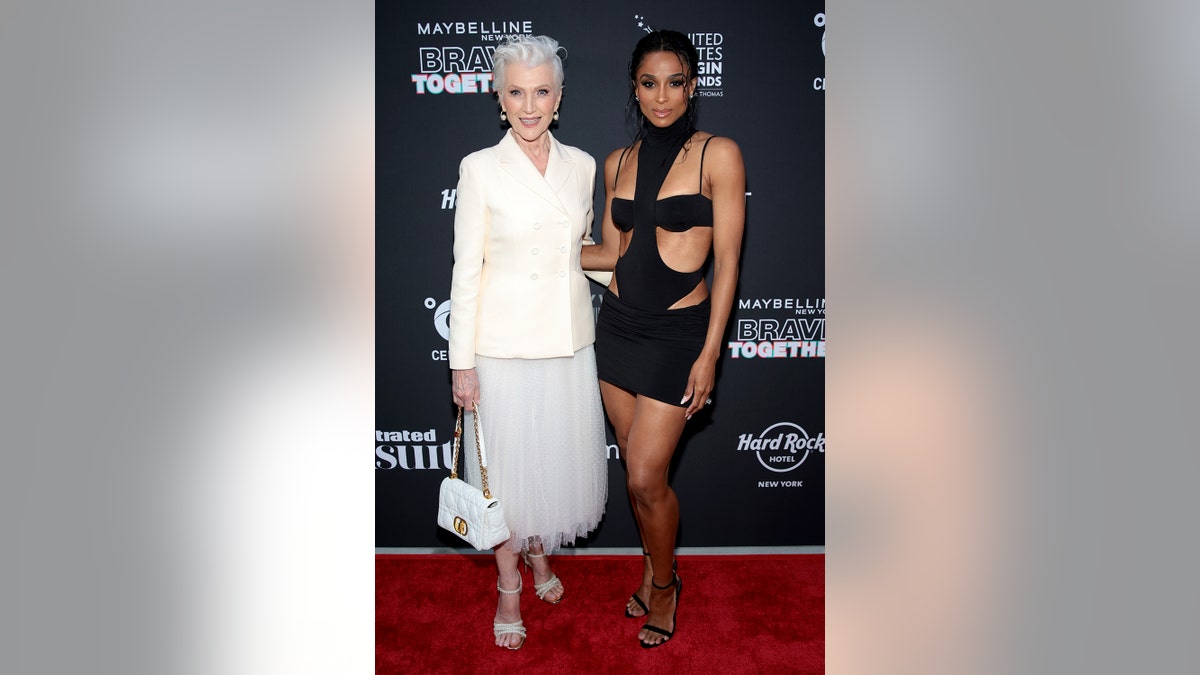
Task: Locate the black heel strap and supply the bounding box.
[651,574,678,590]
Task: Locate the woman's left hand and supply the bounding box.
[681,356,717,419]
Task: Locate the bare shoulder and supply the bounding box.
[606,143,637,165]
[700,134,743,164]
[603,143,636,176]
[604,146,627,166]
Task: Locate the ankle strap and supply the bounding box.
[497,577,523,594]
[651,574,678,590]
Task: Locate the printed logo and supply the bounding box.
[736,422,825,487]
[424,297,451,361]
[411,19,536,95]
[728,297,825,359]
[813,13,825,91]
[375,427,453,470]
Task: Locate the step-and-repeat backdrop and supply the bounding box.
[378,1,824,548]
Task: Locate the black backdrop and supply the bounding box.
[377,1,825,548]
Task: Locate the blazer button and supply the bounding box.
[560,220,568,228]
[530,273,539,280]
[557,270,567,278]
[559,245,567,253]
[533,222,542,230]
[531,247,539,255]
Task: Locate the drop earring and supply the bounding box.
[500,110,507,122]
[553,110,559,121]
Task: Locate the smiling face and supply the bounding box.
[634,51,695,128]
[499,62,561,145]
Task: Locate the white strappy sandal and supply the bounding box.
[522,551,564,604]
[494,577,526,650]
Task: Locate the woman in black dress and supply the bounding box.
[581,29,745,649]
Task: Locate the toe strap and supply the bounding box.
[533,574,563,599]
[628,592,649,614]
[493,620,527,638]
[640,623,674,638]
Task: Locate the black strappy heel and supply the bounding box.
[625,551,651,618]
[639,572,681,648]
[625,552,678,618]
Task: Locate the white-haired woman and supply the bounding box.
[448,35,609,650]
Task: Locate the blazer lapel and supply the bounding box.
[496,132,574,217]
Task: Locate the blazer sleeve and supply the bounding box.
[580,153,613,287]
[448,156,486,370]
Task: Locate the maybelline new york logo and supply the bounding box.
[412,19,535,94]
[728,297,825,359]
[738,422,825,487]
[633,14,725,96]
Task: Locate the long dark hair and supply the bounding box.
[624,30,700,140]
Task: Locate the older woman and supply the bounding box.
[582,29,746,648]
[448,35,608,650]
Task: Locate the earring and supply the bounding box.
[500,111,507,122]
[553,110,559,121]
[635,96,640,102]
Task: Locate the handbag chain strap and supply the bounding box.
[470,404,494,500]
[449,404,494,500]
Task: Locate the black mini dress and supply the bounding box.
[595,119,715,407]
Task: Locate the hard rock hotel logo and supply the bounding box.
[728,297,825,359]
[411,19,535,95]
[737,422,825,488]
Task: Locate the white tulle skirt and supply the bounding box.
[462,345,608,554]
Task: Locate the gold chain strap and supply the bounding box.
[449,406,463,480]
[470,404,494,500]
[449,404,494,500]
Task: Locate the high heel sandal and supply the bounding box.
[625,552,677,618]
[493,577,526,650]
[639,573,681,649]
[521,551,564,604]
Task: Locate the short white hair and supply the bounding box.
[492,35,565,92]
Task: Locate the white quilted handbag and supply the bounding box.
[436,403,511,550]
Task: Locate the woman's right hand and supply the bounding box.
[451,368,480,409]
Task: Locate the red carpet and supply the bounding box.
[376,553,824,674]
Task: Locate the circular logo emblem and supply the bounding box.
[434,301,451,340]
[750,422,824,473]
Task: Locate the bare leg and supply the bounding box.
[599,382,653,616]
[626,493,653,616]
[493,544,523,649]
[523,540,563,603]
[624,395,687,646]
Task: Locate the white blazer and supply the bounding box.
[449,131,600,370]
